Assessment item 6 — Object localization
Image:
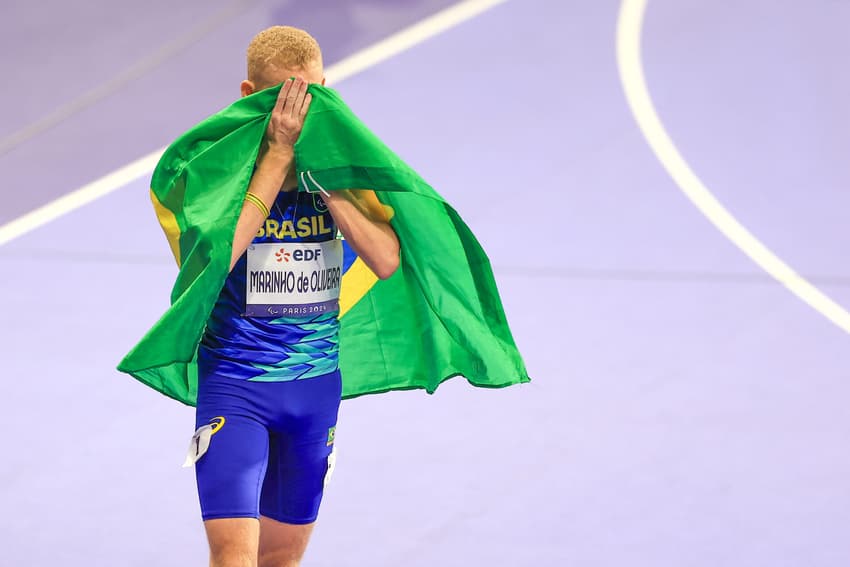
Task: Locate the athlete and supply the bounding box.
[191,26,399,567]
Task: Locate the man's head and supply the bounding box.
[241,26,325,97]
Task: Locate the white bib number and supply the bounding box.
[245,240,343,318]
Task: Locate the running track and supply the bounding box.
[1,1,848,565]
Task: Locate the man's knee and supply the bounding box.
[258,549,301,567]
[211,547,258,567]
[205,518,260,567]
[258,517,314,567]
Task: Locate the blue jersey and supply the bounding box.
[199,190,340,381]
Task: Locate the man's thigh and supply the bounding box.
[258,372,341,524]
[195,414,270,520]
[195,376,272,521]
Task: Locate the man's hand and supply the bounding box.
[228,78,311,270]
[266,77,312,151]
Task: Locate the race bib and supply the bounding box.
[245,240,343,318]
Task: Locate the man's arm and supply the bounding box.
[324,189,400,280]
[229,78,312,270]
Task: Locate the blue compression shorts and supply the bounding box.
[194,368,342,524]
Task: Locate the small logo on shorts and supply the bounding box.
[209,416,226,434]
[326,426,336,446]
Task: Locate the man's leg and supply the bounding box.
[257,371,342,567]
[195,373,272,567]
[205,518,260,567]
[258,517,314,567]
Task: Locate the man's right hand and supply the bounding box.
[230,78,311,270]
[266,77,312,151]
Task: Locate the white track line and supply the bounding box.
[0,0,256,157]
[616,0,850,334]
[0,0,507,248]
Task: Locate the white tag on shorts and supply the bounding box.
[182,424,214,468]
[324,446,337,488]
[245,240,343,318]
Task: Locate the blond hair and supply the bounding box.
[247,26,322,85]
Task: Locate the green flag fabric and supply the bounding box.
[118,84,529,406]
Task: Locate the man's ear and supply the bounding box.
[240,80,256,98]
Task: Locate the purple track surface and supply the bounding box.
[2,1,849,565]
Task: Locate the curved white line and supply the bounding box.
[616,0,850,334]
[0,0,508,248]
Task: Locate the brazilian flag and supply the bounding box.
[117,84,529,406]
